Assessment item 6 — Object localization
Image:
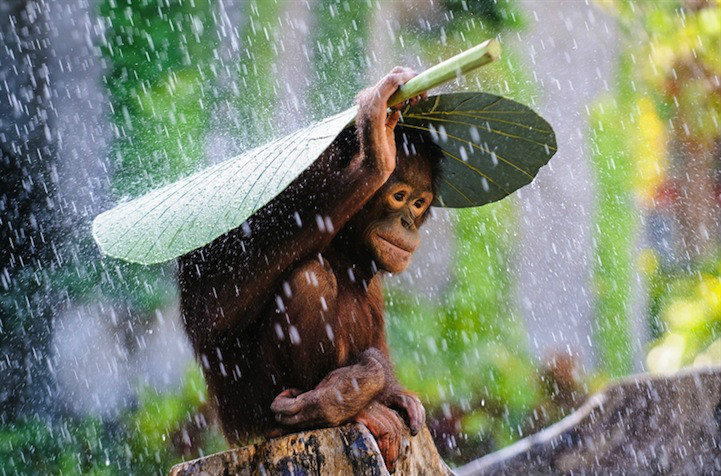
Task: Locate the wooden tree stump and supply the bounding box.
[168,424,453,476]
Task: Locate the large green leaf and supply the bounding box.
[92,92,556,265]
[400,93,556,207]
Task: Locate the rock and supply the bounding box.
[168,423,454,476]
[457,365,721,476]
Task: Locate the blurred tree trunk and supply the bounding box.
[514,0,622,374]
[275,0,313,128]
[665,16,721,262]
[673,134,719,260]
[0,0,109,421]
[0,0,61,420]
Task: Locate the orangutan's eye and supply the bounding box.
[393,192,405,202]
[414,199,425,209]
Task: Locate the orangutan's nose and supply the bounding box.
[400,212,415,231]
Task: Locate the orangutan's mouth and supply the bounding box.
[375,234,414,255]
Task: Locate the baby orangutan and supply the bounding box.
[179,67,442,471]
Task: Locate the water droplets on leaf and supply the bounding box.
[470,125,480,143]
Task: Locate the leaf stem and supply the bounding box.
[387,39,502,107]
